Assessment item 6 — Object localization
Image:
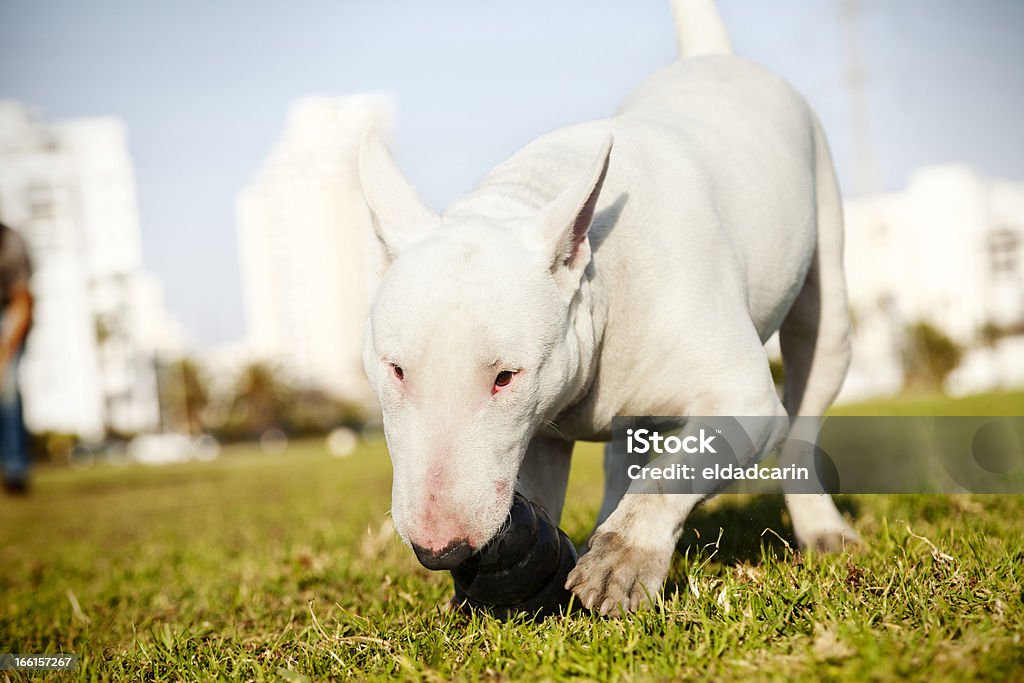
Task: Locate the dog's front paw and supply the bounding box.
[787,495,862,553]
[797,522,861,553]
[564,531,670,616]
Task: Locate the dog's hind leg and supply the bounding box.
[778,116,859,552]
[517,436,574,525]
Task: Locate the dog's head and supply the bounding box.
[358,127,611,569]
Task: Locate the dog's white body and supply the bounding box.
[360,0,857,615]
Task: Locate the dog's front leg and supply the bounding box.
[596,441,647,529]
[568,490,702,616]
[517,435,574,525]
[567,416,787,615]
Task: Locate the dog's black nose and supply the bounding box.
[412,539,474,570]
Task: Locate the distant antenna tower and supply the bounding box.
[841,0,877,196]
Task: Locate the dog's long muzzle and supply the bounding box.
[411,539,474,570]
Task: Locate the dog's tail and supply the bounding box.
[671,0,734,59]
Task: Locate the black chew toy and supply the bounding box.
[449,492,578,619]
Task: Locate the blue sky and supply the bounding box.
[1,1,1022,344]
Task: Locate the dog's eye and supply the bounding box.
[494,371,514,388]
[392,364,404,381]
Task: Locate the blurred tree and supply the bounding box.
[903,321,963,391]
[286,388,366,436]
[178,358,209,435]
[157,357,210,435]
[978,320,1024,347]
[215,362,367,443]
[29,431,79,463]
[980,321,1002,347]
[225,362,292,439]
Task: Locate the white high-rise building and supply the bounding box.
[0,100,181,440]
[840,164,1024,400]
[238,95,392,407]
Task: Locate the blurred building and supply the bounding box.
[237,95,392,408]
[840,164,1024,400]
[0,101,181,440]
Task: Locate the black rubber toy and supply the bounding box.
[449,492,578,619]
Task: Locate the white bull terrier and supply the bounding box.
[359,0,859,615]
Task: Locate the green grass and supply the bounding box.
[2,393,1023,681]
[829,389,1024,416]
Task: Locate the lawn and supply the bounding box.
[2,393,1023,681]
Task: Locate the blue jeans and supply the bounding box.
[1,351,29,485]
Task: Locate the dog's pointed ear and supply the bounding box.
[359,124,440,264]
[533,134,613,293]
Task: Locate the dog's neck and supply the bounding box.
[562,268,604,416]
[447,133,602,219]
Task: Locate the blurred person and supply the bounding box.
[0,222,33,494]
